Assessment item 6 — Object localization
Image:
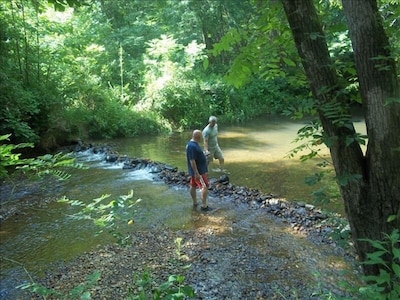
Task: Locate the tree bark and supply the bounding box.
[281,0,400,275]
[341,0,400,273]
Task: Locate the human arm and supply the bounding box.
[203,137,209,152]
[202,129,209,152]
[190,159,201,178]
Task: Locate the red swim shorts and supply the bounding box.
[189,174,209,189]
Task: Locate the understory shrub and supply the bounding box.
[64,103,169,140]
[152,78,210,129]
[358,229,400,299]
[153,74,309,128]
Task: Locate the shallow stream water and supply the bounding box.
[0,114,366,299]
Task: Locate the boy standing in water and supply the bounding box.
[202,116,225,172]
[186,130,212,211]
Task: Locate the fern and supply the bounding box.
[0,134,34,179]
[17,152,86,180]
[319,100,352,128]
[59,191,141,245]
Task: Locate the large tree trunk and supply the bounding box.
[281,0,400,276]
[341,0,400,229]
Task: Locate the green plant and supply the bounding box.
[18,270,101,300]
[321,215,352,250]
[59,191,141,246]
[286,123,341,209]
[0,134,34,179]
[17,152,86,181]
[126,237,194,299]
[174,237,184,260]
[1,134,86,204]
[1,134,86,181]
[3,256,100,300]
[61,190,196,298]
[12,179,195,299]
[128,272,196,300]
[357,229,400,299]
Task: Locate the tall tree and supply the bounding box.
[280,0,400,275]
[188,0,254,70]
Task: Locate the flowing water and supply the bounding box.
[0,114,366,299]
[112,114,366,212]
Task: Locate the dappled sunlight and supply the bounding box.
[209,157,333,201]
[281,225,360,284]
[113,115,341,205]
[187,214,232,235]
[180,199,239,234]
[219,118,332,163]
[44,7,73,23]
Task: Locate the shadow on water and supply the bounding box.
[0,115,365,299]
[114,116,347,214]
[114,114,366,214]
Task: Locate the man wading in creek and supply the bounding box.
[202,116,226,173]
[186,129,213,212]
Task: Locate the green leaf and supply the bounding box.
[345,136,354,147]
[359,238,388,251]
[389,229,399,243]
[392,247,400,259]
[80,291,91,300]
[392,263,400,277]
[283,57,296,67]
[376,269,390,284]
[384,96,400,105]
[158,281,173,291]
[168,275,177,282]
[181,285,196,297]
[367,250,387,260]
[86,270,101,282]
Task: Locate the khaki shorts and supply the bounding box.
[209,146,223,160]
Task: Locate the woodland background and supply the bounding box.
[3,0,391,149]
[1,0,399,283]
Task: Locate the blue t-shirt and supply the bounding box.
[186,140,208,176]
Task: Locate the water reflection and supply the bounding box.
[112,114,366,214]
[0,114,366,299]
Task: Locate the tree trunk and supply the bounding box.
[189,0,232,67]
[281,0,400,276]
[341,0,400,272]
[10,1,23,80]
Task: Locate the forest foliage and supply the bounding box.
[1,1,398,150]
[1,0,400,291]
[1,0,378,149]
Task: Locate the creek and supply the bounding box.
[0,114,366,299]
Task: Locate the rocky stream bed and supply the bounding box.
[0,143,362,299]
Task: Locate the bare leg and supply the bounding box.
[219,157,225,171]
[190,186,198,205]
[201,187,208,208]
